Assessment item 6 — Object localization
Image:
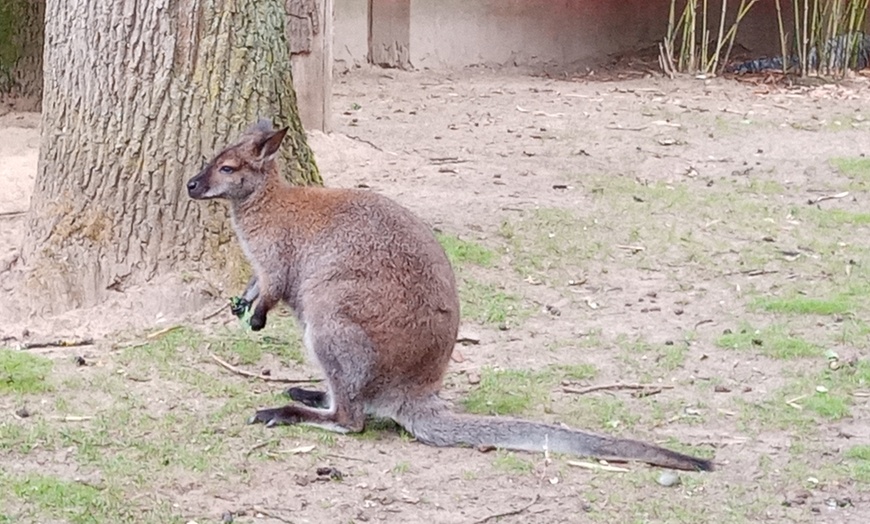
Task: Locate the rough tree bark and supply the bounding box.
[22,0,321,314]
[0,0,44,110]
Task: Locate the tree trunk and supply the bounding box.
[21,0,321,314]
[0,0,44,111]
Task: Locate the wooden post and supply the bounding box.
[287,0,334,133]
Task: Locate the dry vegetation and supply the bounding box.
[2,66,870,523]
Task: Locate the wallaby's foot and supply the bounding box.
[248,405,303,427]
[284,387,328,408]
[248,403,364,433]
[229,296,252,318]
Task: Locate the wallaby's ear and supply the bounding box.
[248,118,274,135]
[256,127,289,160]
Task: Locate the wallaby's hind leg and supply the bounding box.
[249,320,375,433]
[284,387,328,408]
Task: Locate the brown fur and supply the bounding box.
[186,119,714,472]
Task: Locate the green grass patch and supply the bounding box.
[619,338,688,373]
[462,368,553,416]
[437,232,495,268]
[0,471,179,524]
[459,279,525,326]
[752,295,854,316]
[716,324,820,359]
[845,445,870,483]
[210,319,305,366]
[555,363,597,381]
[491,451,534,474]
[831,156,870,181]
[498,207,599,280]
[744,365,864,432]
[0,350,52,394]
[566,396,641,431]
[807,208,870,227]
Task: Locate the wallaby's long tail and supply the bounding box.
[396,400,713,472]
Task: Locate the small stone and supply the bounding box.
[221,512,234,523]
[657,471,681,487]
[15,407,31,418]
[467,372,481,385]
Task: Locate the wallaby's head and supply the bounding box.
[187,119,289,202]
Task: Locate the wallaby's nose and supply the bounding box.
[187,179,198,192]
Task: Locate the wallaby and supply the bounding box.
[186,119,714,472]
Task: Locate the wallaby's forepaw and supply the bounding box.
[285,387,328,408]
[229,296,251,318]
[249,312,267,331]
[248,406,299,427]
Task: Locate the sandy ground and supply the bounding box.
[2,66,870,523]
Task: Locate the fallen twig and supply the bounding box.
[202,303,228,321]
[326,452,373,463]
[209,353,322,384]
[563,383,674,396]
[244,440,271,458]
[0,210,26,219]
[50,415,94,422]
[808,191,849,205]
[429,156,470,165]
[146,325,182,339]
[567,460,631,473]
[474,494,541,524]
[19,338,95,350]
[786,394,808,410]
[347,135,397,155]
[605,125,648,131]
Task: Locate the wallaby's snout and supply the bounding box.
[186,168,210,200]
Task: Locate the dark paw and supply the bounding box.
[285,387,328,408]
[249,312,267,331]
[229,296,251,318]
[247,406,298,428]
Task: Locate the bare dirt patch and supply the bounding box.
[2,67,870,523]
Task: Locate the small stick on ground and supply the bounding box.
[202,303,229,321]
[563,383,674,396]
[244,440,271,458]
[808,191,849,205]
[146,325,182,339]
[347,135,397,155]
[210,353,322,384]
[567,460,631,473]
[50,415,94,422]
[474,494,541,524]
[19,338,95,350]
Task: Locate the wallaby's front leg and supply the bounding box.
[250,289,279,331]
[230,276,260,318]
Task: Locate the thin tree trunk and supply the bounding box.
[0,0,44,110]
[22,0,321,314]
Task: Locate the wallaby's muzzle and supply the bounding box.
[186,171,210,200]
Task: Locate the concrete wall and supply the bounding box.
[333,0,369,72]
[333,0,787,72]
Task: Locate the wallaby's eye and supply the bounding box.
[219,165,236,174]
